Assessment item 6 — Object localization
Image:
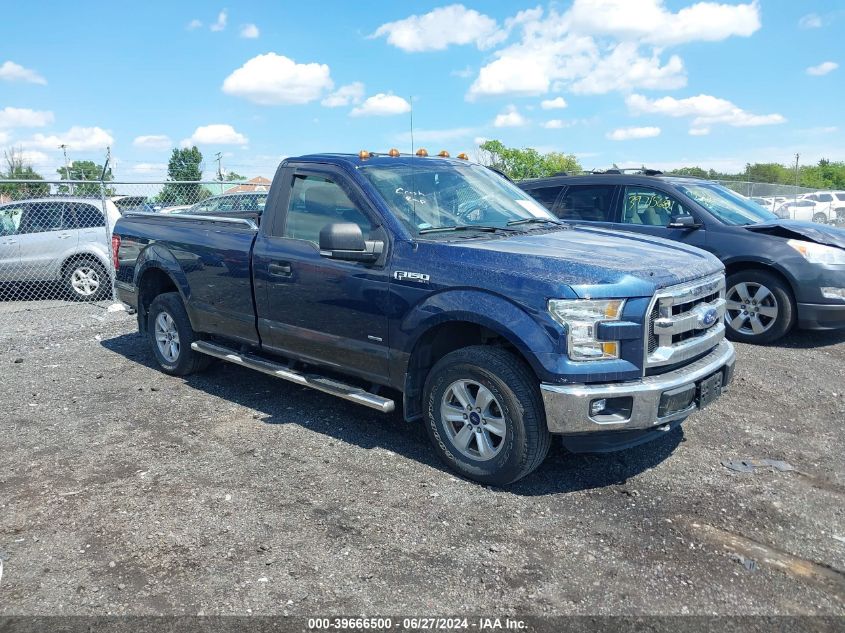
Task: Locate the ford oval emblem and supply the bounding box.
[700,308,718,327]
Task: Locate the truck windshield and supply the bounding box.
[674,182,779,226]
[359,162,556,235]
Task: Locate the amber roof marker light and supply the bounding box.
[415,148,429,157]
[437,150,450,158]
[457,152,468,160]
[358,150,371,160]
[388,148,400,157]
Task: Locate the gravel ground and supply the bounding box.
[0,300,843,616]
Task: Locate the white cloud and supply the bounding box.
[132,134,172,150]
[606,126,661,140]
[0,131,8,144]
[131,163,168,174]
[350,93,411,117]
[626,93,786,127]
[798,13,823,29]
[467,1,759,100]
[566,0,760,46]
[372,4,506,52]
[542,119,566,129]
[0,107,54,128]
[240,23,260,39]
[186,19,203,30]
[493,105,527,128]
[451,66,474,79]
[540,97,568,110]
[181,124,248,147]
[222,53,333,105]
[0,61,47,85]
[807,61,838,76]
[210,9,228,32]
[18,150,51,169]
[688,127,710,136]
[23,126,114,151]
[321,82,365,107]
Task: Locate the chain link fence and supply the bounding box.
[714,180,845,223]
[0,179,262,306]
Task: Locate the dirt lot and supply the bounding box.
[1,300,844,617]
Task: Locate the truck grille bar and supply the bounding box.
[645,273,726,370]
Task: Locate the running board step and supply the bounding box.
[190,341,395,413]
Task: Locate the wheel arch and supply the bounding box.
[135,265,185,334]
[723,259,797,302]
[401,315,544,422]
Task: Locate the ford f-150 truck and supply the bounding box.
[113,151,736,485]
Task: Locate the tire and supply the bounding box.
[812,213,828,224]
[423,346,551,485]
[146,292,212,375]
[64,257,109,301]
[724,270,795,344]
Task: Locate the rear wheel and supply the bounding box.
[64,258,109,301]
[147,292,212,375]
[725,270,795,344]
[812,212,828,224]
[423,346,550,485]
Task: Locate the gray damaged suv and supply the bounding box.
[520,171,845,344]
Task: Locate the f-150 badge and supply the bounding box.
[394,271,430,283]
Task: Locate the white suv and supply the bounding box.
[0,197,121,300]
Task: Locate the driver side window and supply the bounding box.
[621,186,690,226]
[0,206,25,236]
[284,174,372,245]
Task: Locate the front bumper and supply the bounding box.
[797,302,845,330]
[540,340,735,435]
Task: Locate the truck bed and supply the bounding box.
[115,212,261,345]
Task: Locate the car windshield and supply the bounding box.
[359,162,555,236]
[674,182,779,226]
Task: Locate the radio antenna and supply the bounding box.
[409,95,417,231]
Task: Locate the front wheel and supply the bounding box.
[812,212,828,224]
[423,346,550,485]
[147,292,212,375]
[724,270,795,344]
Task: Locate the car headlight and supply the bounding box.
[787,239,845,265]
[548,299,625,361]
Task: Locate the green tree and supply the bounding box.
[478,140,581,180]
[1,147,49,199]
[224,171,246,181]
[157,146,205,204]
[57,159,114,196]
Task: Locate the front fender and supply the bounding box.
[398,289,561,379]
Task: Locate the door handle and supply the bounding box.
[268,261,292,277]
[58,233,73,239]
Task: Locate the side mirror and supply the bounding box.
[668,214,701,229]
[319,222,383,263]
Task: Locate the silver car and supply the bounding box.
[0,197,122,300]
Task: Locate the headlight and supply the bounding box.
[787,239,845,265]
[548,299,625,361]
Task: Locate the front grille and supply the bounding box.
[645,274,726,370]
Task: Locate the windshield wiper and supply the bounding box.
[418,225,518,234]
[506,217,565,227]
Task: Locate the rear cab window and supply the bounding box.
[524,185,564,211]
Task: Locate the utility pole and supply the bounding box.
[215,152,224,194]
[794,153,800,201]
[59,144,73,195]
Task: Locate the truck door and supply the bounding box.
[613,185,706,250]
[252,166,391,383]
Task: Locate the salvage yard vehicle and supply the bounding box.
[113,152,735,485]
[520,172,845,344]
[0,196,120,300]
[173,192,268,224]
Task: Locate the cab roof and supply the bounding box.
[287,152,474,169]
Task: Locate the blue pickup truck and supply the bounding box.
[113,152,735,484]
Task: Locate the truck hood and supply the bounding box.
[444,226,723,299]
[745,220,845,250]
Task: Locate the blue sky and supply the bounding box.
[0,0,842,181]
